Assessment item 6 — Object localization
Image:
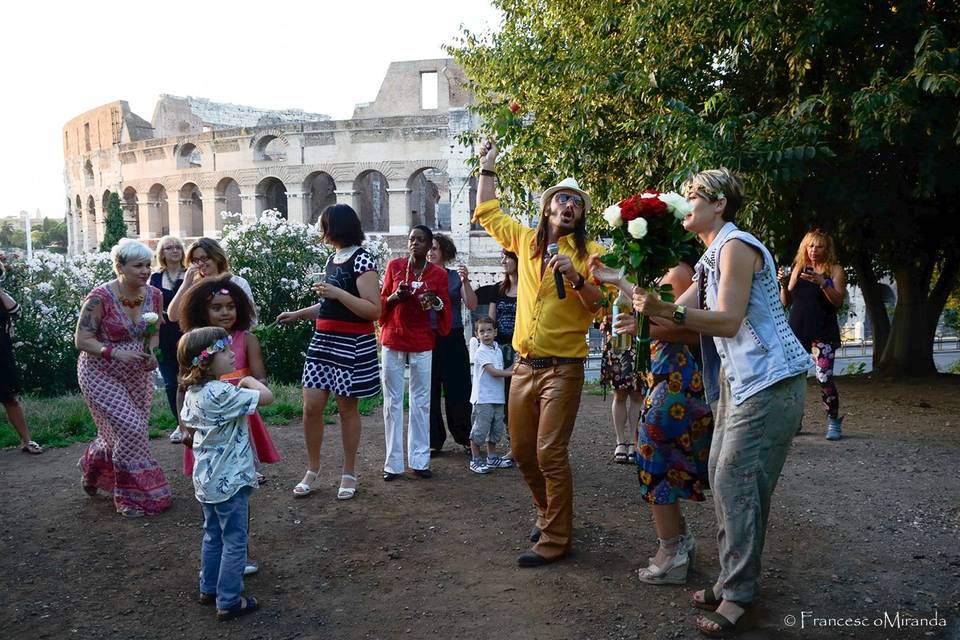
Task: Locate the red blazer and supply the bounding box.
[379,258,452,352]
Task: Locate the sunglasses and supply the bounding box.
[554,193,585,208]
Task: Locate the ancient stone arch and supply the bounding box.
[354,170,389,233]
[406,167,449,230]
[255,177,287,218]
[147,183,170,238]
[303,171,337,224]
[175,142,203,169]
[214,177,242,229]
[251,130,289,163]
[86,195,97,247]
[178,182,203,237]
[122,187,140,236]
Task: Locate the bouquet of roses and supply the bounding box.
[598,190,694,371]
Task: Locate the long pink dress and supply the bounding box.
[78,284,172,515]
[183,329,280,475]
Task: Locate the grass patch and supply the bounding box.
[1,381,386,449]
[582,380,608,397]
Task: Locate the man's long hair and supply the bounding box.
[533,202,589,259]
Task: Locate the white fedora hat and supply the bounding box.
[540,177,592,214]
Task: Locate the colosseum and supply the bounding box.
[61,58,507,282]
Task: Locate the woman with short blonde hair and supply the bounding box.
[151,235,187,439]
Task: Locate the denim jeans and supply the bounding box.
[199,487,251,610]
[157,355,179,420]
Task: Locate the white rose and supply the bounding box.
[601,204,624,228]
[142,312,160,324]
[627,217,648,239]
[658,192,692,219]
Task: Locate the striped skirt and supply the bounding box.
[302,330,381,398]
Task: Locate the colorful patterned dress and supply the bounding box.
[77,283,172,516]
[636,340,713,505]
[183,329,280,475]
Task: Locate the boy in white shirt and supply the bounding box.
[469,316,514,474]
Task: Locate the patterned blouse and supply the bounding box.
[181,380,260,504]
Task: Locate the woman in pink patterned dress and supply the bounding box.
[74,239,172,518]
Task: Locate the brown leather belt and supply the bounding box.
[516,356,585,369]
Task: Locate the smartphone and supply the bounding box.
[803,266,815,275]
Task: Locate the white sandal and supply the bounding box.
[292,470,318,497]
[337,474,357,500]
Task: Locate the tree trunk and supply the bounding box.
[851,252,890,370]
[874,254,960,377]
[875,271,936,376]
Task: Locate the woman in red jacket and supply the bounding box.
[379,225,452,480]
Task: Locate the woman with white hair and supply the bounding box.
[75,238,172,518]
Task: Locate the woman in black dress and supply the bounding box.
[149,236,185,441]
[779,229,847,440]
[0,261,42,454]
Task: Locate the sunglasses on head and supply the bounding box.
[555,193,585,208]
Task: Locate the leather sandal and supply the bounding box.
[292,470,318,497]
[692,585,722,611]
[613,443,630,464]
[337,474,357,500]
[695,602,756,638]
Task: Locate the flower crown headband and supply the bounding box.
[206,287,232,300]
[191,335,232,367]
[686,182,725,202]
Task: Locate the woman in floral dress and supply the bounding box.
[74,239,172,518]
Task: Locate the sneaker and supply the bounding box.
[244,561,259,576]
[486,455,514,469]
[826,416,843,441]
[169,427,183,444]
[469,458,491,474]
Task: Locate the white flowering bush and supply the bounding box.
[221,210,390,383]
[0,211,392,393]
[1,249,114,394]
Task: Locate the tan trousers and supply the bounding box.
[508,361,584,560]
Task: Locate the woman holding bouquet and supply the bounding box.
[593,170,809,637]
[75,239,172,518]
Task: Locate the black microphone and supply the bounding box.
[547,242,566,299]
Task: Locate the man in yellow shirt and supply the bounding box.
[474,140,605,567]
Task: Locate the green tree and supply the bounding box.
[0,220,25,249]
[449,0,960,376]
[99,192,128,252]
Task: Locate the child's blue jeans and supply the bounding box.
[199,486,250,610]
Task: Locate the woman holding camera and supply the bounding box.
[778,229,847,440]
[379,225,451,481]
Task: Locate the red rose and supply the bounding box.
[509,101,521,114]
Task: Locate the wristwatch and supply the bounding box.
[673,304,688,325]
[570,272,586,290]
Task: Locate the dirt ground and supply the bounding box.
[2,376,959,640]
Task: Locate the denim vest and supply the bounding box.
[694,222,811,405]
